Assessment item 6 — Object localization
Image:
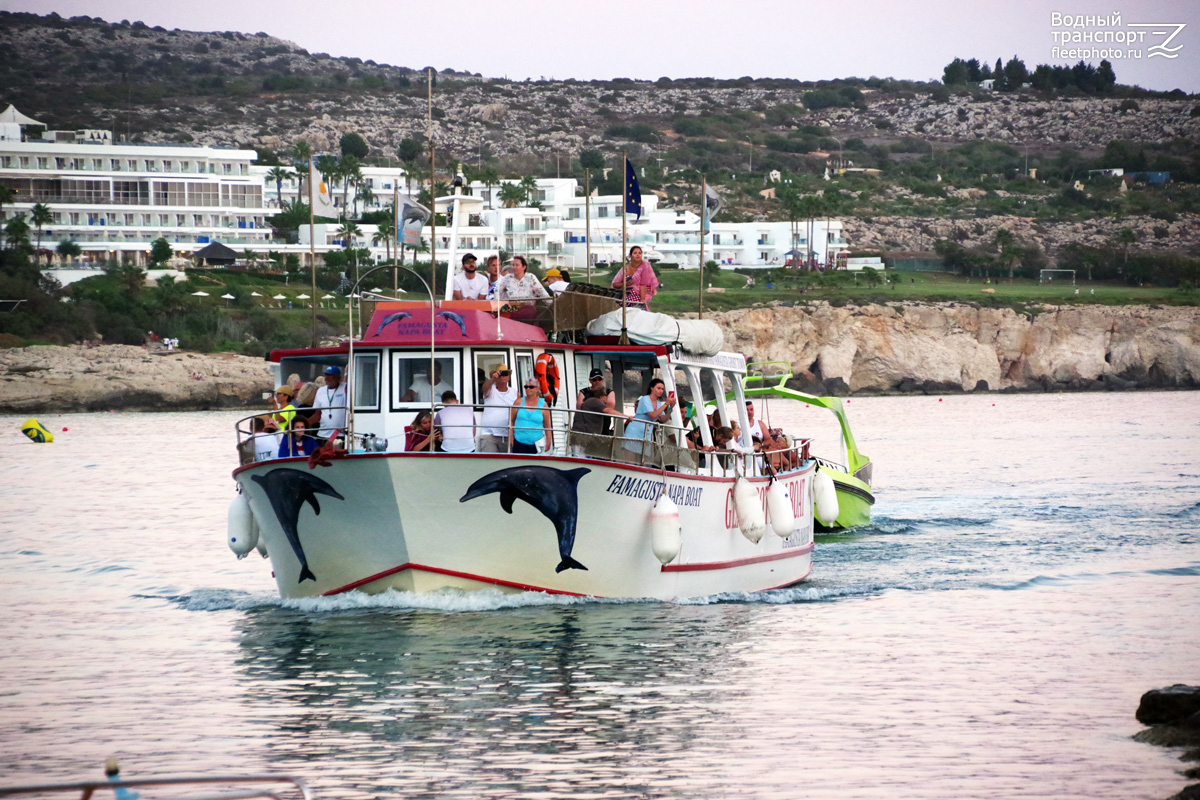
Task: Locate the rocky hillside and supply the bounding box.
[710,303,1200,394]
[3,11,1196,162]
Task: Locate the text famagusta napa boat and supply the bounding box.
[226,286,857,600]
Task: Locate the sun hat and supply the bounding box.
[496,363,511,372]
[544,268,562,279]
[275,385,294,397]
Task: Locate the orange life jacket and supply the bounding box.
[535,353,560,405]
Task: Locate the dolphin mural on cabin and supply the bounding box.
[460,466,591,572]
[436,310,469,337]
[374,311,411,337]
[251,468,345,582]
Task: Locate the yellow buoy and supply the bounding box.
[21,418,54,443]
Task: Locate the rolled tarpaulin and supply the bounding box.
[21,417,54,443]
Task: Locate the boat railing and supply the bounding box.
[233,406,812,478]
[0,773,313,800]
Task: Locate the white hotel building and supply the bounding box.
[1,106,848,271]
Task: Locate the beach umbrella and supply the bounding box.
[295,293,310,299]
[221,293,235,300]
[272,294,286,300]
[321,293,336,299]
[250,291,263,297]
[191,291,209,296]
[370,287,383,293]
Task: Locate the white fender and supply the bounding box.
[734,478,767,544]
[649,493,682,565]
[814,470,840,528]
[255,519,269,559]
[227,493,258,559]
[767,479,795,538]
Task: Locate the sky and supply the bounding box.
[3,0,1198,93]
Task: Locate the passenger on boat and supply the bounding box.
[575,368,622,435]
[312,365,347,443]
[292,381,319,428]
[623,378,676,453]
[401,362,453,403]
[277,418,319,458]
[405,410,441,452]
[453,253,489,301]
[611,246,659,309]
[543,268,569,295]
[248,416,281,462]
[497,256,550,317]
[484,255,503,300]
[434,390,477,453]
[745,400,770,443]
[762,429,800,472]
[509,379,553,455]
[479,364,517,453]
[271,384,297,430]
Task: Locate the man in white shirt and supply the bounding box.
[401,362,453,403]
[478,363,517,452]
[433,390,476,453]
[312,365,348,442]
[452,253,489,300]
[544,268,569,295]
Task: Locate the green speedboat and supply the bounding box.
[742,363,874,531]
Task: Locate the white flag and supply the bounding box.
[311,158,336,218]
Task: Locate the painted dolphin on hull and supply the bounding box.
[251,468,345,582]
[374,311,411,337]
[436,310,469,337]
[460,466,591,572]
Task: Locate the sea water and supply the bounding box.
[1,392,1198,799]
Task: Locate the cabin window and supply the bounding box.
[353,353,380,410]
[391,352,459,407]
[472,351,510,405]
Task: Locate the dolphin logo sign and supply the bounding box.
[436,310,469,337]
[460,466,591,572]
[374,311,411,337]
[251,468,345,582]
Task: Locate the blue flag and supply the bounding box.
[624,158,642,220]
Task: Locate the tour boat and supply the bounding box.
[226,293,821,601]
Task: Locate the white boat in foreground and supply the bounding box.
[228,298,817,601]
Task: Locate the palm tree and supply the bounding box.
[29,203,52,263]
[339,155,362,217]
[336,221,362,250]
[372,225,393,263]
[4,214,30,250]
[290,141,313,201]
[242,249,259,269]
[356,183,374,218]
[498,182,526,209]
[265,166,294,208]
[519,175,538,204]
[479,166,501,209]
[57,239,82,265]
[0,185,15,221]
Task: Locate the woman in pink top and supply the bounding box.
[611,246,659,309]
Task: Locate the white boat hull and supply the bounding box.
[233,453,816,600]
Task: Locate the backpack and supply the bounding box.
[535,352,560,405]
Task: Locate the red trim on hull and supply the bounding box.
[322,562,591,597]
[660,542,815,572]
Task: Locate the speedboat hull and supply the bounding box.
[233,452,816,601]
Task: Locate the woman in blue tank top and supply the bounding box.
[508,379,554,455]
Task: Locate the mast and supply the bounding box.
[699,175,706,320]
[619,152,628,345]
[584,168,591,285]
[308,156,317,346]
[428,68,436,304]
[393,183,400,295]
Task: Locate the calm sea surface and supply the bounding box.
[2,392,1198,799]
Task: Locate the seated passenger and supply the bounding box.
[401,362,453,403]
[405,410,441,452]
[250,416,281,462]
[271,385,297,431]
[277,418,318,458]
[434,390,477,453]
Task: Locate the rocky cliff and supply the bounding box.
[708,303,1200,394]
[0,345,273,414]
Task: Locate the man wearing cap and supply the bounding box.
[452,253,489,301]
[478,362,517,452]
[543,268,569,295]
[271,384,297,431]
[576,368,619,436]
[312,365,348,443]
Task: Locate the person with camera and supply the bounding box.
[478,363,517,453]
